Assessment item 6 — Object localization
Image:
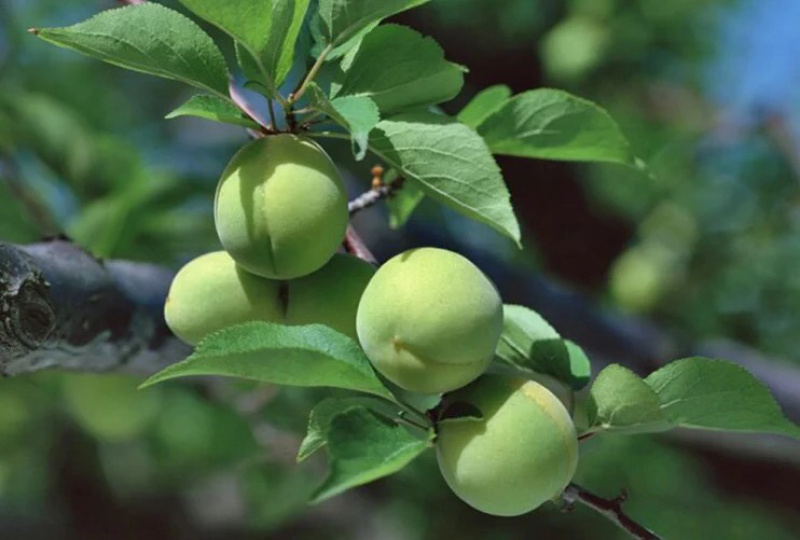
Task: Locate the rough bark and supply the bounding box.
[0,240,189,376]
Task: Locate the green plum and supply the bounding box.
[214,134,348,279]
[356,248,503,394]
[436,375,579,516]
[165,251,372,346]
[164,251,284,345]
[286,254,375,340]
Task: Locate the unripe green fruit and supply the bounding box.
[529,372,575,414]
[165,252,371,345]
[286,254,376,340]
[356,248,503,394]
[214,134,348,279]
[436,375,579,516]
[164,251,283,345]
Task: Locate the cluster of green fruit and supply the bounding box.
[164,135,578,517]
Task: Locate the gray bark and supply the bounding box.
[0,239,189,376]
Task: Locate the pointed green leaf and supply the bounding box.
[310,407,432,503]
[367,111,520,244]
[645,357,800,438]
[141,322,393,399]
[178,0,310,93]
[336,24,464,113]
[298,397,399,462]
[477,89,636,166]
[166,95,260,128]
[495,305,591,389]
[318,0,431,50]
[306,83,379,160]
[590,364,672,433]
[32,4,229,97]
[458,85,511,129]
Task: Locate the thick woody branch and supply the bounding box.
[0,240,189,376]
[562,483,661,540]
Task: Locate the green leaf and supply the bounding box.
[590,364,672,433]
[141,322,393,399]
[178,0,310,94]
[306,83,379,160]
[317,0,431,50]
[32,4,229,97]
[495,305,591,389]
[335,24,464,113]
[367,111,520,244]
[457,85,511,129]
[298,397,398,462]
[310,407,432,503]
[645,357,800,438]
[165,95,260,128]
[477,89,636,166]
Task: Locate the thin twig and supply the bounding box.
[116,0,146,4]
[348,174,405,216]
[562,483,661,540]
[343,225,376,264]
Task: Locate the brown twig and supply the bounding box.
[343,225,376,264]
[343,166,405,263]
[116,0,146,4]
[562,483,661,540]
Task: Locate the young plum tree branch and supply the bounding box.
[348,167,405,217]
[344,166,404,264]
[562,483,662,540]
[343,225,376,264]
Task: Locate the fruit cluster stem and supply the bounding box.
[562,483,662,540]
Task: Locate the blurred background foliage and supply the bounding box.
[2,0,800,538]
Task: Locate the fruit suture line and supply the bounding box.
[562,484,662,540]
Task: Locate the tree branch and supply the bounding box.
[562,483,662,540]
[0,239,189,376]
[343,225,377,264]
[348,171,404,217]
